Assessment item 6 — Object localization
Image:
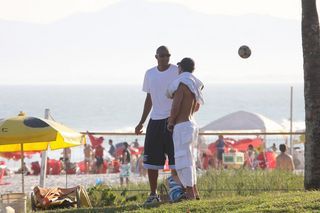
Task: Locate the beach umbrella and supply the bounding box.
[0,113,86,193]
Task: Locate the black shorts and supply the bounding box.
[96,157,103,167]
[143,118,175,170]
[217,150,224,161]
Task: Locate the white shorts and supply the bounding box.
[177,166,197,187]
[173,121,198,187]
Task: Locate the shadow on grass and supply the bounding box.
[43,201,169,213]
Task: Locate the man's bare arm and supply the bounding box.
[135,93,152,134]
[168,84,184,127]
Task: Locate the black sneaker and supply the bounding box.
[144,194,161,206]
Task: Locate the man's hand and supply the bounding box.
[167,123,174,132]
[135,122,143,135]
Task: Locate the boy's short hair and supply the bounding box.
[177,57,195,73]
[279,144,286,152]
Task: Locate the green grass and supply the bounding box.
[107,169,304,201]
[32,169,306,212]
[197,169,303,197]
[42,191,320,212]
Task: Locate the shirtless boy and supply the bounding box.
[167,57,204,199]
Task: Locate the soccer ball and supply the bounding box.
[238,45,251,59]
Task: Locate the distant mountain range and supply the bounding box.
[0,0,302,84]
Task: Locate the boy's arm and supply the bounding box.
[168,84,184,130]
[194,102,200,112]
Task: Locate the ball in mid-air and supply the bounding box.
[238,45,251,59]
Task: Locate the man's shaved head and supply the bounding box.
[156,46,170,54]
[155,45,171,67]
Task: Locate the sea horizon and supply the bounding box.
[0,83,305,131]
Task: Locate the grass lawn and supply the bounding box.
[38,170,308,212]
[46,191,320,212]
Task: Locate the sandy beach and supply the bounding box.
[0,173,162,196]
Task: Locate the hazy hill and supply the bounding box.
[0,0,302,84]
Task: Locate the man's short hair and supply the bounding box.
[279,144,286,153]
[177,57,195,73]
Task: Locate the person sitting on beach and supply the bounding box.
[120,142,131,186]
[276,144,295,172]
[84,144,93,174]
[94,144,105,174]
[16,162,30,175]
[215,135,225,169]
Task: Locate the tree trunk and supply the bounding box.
[302,0,320,190]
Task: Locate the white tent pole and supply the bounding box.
[39,108,50,187]
[21,143,24,193]
[290,86,293,155]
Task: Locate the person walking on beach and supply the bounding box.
[94,143,105,174]
[215,135,225,169]
[276,144,295,172]
[84,144,93,174]
[243,144,257,170]
[108,139,116,158]
[120,142,131,186]
[167,57,204,200]
[62,147,72,170]
[135,46,178,205]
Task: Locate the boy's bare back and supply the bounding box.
[172,84,198,125]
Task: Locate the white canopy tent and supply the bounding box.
[200,111,285,133]
[200,111,286,151]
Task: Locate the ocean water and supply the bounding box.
[0,83,305,167]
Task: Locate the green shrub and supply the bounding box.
[87,185,125,207]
